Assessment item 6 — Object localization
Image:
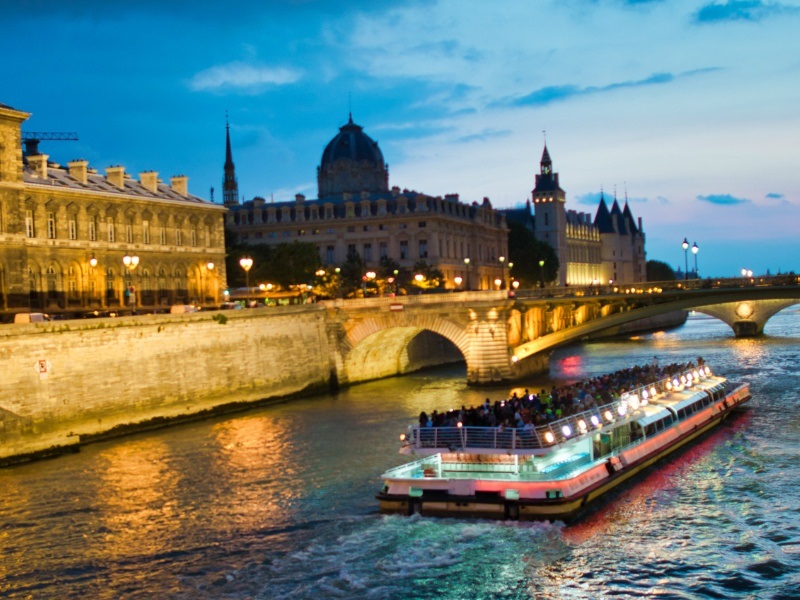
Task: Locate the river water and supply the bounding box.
[1,311,799,599]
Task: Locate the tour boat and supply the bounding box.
[377,365,750,521]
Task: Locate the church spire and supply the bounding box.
[540,144,552,175]
[222,112,239,205]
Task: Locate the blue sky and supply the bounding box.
[2,0,799,278]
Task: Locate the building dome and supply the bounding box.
[317,115,389,199]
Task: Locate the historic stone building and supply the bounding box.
[226,115,508,290]
[506,145,646,286]
[0,102,227,320]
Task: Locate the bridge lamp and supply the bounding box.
[681,238,689,280]
[464,257,471,290]
[691,242,699,278]
[494,278,502,290]
[512,280,519,290]
[741,268,747,277]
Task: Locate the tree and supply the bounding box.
[507,220,559,288]
[268,242,320,288]
[646,260,678,282]
[411,260,444,289]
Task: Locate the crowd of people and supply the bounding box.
[417,357,706,430]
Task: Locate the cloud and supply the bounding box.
[190,62,301,91]
[697,193,750,205]
[694,0,798,23]
[575,192,606,206]
[455,128,512,143]
[499,68,720,108]
[765,192,784,199]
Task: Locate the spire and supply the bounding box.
[540,143,552,175]
[222,112,239,205]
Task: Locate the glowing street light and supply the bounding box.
[682,238,689,280]
[454,275,463,290]
[691,242,699,279]
[239,256,253,306]
[538,259,545,289]
[122,254,139,310]
[464,257,471,290]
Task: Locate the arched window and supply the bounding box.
[67,266,79,299]
[46,266,58,301]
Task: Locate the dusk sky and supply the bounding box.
[2,0,798,278]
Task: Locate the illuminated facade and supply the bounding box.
[225,115,508,290]
[0,102,227,319]
[510,145,646,286]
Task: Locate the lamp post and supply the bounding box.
[88,254,98,307]
[204,261,215,306]
[454,275,463,292]
[239,257,253,307]
[464,257,471,291]
[363,270,376,296]
[122,254,139,310]
[499,256,506,289]
[538,259,545,289]
[691,242,699,279]
[682,238,689,280]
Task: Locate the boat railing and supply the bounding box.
[403,365,716,452]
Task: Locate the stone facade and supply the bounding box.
[506,144,647,286]
[225,116,509,290]
[0,102,228,321]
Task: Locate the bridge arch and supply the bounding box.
[338,313,470,385]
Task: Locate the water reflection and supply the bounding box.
[92,439,182,560]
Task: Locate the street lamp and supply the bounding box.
[454,276,463,291]
[464,257,471,291]
[691,242,699,279]
[203,262,215,305]
[363,270,376,296]
[682,238,689,281]
[239,257,253,307]
[499,256,506,289]
[538,259,545,289]
[122,254,139,310]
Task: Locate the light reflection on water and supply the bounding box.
[0,311,798,599]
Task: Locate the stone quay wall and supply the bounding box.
[0,307,333,463]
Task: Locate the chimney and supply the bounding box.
[68,159,89,184]
[106,165,126,188]
[27,154,49,178]
[170,175,188,196]
[295,193,305,203]
[139,170,159,193]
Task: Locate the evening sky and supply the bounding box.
[2,0,798,277]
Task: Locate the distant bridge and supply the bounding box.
[322,275,800,386]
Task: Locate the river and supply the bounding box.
[1,311,798,599]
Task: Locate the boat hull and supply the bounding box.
[377,383,750,521]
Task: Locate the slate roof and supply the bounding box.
[320,115,385,168]
[22,163,215,206]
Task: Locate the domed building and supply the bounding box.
[226,115,509,290]
[317,114,389,199]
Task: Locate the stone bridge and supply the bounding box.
[323,276,800,386]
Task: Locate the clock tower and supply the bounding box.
[532,144,567,286]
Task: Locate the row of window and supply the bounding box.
[23,210,211,247]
